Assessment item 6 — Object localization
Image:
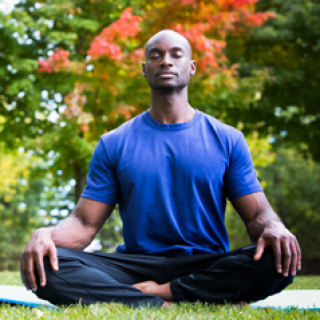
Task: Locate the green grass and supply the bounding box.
[1,272,319,319]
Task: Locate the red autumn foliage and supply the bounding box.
[36,0,276,130]
[38,48,71,73]
[174,23,226,71]
[111,105,136,120]
[38,60,53,73]
[87,8,142,61]
[128,48,145,64]
[141,0,275,71]
[38,2,275,74]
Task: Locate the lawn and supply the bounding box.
[0,272,319,319]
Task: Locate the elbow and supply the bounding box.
[69,214,99,249]
[76,225,97,249]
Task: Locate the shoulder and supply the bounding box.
[198,111,243,156]
[95,113,145,166]
[199,111,240,136]
[100,113,144,146]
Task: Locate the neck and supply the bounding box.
[149,86,195,124]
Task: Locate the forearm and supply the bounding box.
[43,214,96,250]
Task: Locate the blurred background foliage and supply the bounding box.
[0,0,319,273]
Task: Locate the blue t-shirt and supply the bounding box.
[82,110,263,256]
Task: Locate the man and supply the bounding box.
[21,30,301,308]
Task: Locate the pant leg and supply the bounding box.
[169,244,294,304]
[33,248,165,308]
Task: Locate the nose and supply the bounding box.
[160,53,173,68]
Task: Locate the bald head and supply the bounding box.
[142,29,196,91]
[145,30,192,59]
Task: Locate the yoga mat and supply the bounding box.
[250,290,320,310]
[0,285,57,308]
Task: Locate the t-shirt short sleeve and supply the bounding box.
[81,137,119,205]
[225,133,263,200]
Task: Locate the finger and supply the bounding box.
[35,254,46,288]
[21,253,30,290]
[48,244,59,271]
[281,240,292,277]
[270,238,282,274]
[290,240,297,276]
[253,237,266,261]
[296,240,302,271]
[27,253,37,292]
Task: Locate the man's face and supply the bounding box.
[142,32,196,90]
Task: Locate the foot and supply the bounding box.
[162,301,175,308]
[132,280,174,301]
[234,301,248,306]
[132,280,158,293]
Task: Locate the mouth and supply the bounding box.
[156,72,177,78]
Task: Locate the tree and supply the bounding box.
[30,0,274,200]
[0,0,137,201]
[226,0,320,161]
[0,0,276,256]
[260,148,320,274]
[0,143,43,270]
[226,147,320,274]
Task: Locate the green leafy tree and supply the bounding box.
[260,148,320,274]
[0,144,43,270]
[227,0,320,161]
[0,0,275,201]
[0,0,136,201]
[0,0,276,257]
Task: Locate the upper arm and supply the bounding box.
[82,137,120,205]
[225,133,263,201]
[231,192,272,226]
[70,137,119,238]
[72,197,115,234]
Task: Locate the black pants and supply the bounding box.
[30,244,293,308]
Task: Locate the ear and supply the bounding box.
[142,62,146,77]
[189,60,196,76]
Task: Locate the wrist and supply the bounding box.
[248,218,282,242]
[35,226,55,242]
[263,220,284,230]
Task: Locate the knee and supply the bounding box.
[20,254,56,290]
[33,256,58,301]
[254,247,294,292]
[239,247,294,302]
[35,249,90,304]
[259,247,294,279]
[35,254,75,305]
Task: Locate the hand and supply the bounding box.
[253,221,301,277]
[21,228,59,291]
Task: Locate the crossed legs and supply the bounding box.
[134,245,294,304]
[33,249,165,308]
[29,244,294,307]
